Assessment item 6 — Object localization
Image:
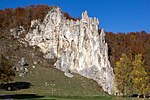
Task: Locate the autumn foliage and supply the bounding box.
[0,5,80,33]
[105,31,150,77]
[0,5,149,96]
[63,12,80,21]
[115,53,149,96]
[106,31,150,96]
[0,5,52,32]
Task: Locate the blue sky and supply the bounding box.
[0,0,150,33]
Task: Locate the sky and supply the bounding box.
[0,0,150,33]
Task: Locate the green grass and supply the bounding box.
[1,65,148,100]
[0,36,149,100]
[0,64,107,98]
[0,34,107,99]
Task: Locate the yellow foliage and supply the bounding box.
[114,53,149,95]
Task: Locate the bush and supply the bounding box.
[0,53,16,83]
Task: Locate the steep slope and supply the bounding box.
[0,28,106,96]
[24,7,115,94]
[0,64,106,96]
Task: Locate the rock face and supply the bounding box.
[25,7,115,94]
[16,57,28,77]
[10,26,25,38]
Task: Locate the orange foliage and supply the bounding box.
[63,12,80,21]
[106,31,150,77]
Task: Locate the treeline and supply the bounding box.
[106,31,150,96]
[0,5,149,96]
[0,5,52,32]
[0,5,79,35]
[0,5,79,83]
[106,31,150,75]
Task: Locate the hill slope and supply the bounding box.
[0,22,106,97]
[0,61,106,97]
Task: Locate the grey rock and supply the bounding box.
[64,72,73,78]
[33,61,38,65]
[25,7,116,94]
[10,26,25,38]
[17,57,28,77]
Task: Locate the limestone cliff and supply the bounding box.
[25,7,115,94]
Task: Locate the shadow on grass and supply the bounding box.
[0,82,31,91]
[45,95,113,100]
[0,94,45,99]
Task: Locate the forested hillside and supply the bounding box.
[0,5,149,98]
[106,31,150,96]
[106,31,150,77]
[0,5,106,98]
[0,5,78,36]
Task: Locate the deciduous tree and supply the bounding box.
[131,54,149,96]
[114,53,132,96]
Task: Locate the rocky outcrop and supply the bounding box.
[10,26,25,38]
[25,7,115,94]
[16,57,28,77]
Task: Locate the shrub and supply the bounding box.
[0,53,16,83]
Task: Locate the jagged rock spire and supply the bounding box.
[25,7,115,94]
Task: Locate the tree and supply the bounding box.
[0,53,16,83]
[115,53,149,97]
[145,48,150,78]
[131,54,149,96]
[114,53,132,96]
